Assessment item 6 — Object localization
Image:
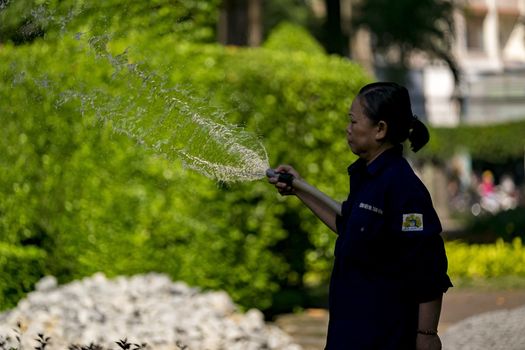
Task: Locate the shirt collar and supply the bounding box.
[347,144,403,176]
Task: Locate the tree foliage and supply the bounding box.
[353,0,458,83]
[0,0,221,44]
[263,21,325,54]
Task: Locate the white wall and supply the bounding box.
[423,66,459,126]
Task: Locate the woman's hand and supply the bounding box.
[267,165,301,196]
[416,334,442,350]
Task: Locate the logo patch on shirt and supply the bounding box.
[402,213,424,231]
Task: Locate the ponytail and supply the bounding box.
[408,115,429,152]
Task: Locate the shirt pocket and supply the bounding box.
[336,207,385,260]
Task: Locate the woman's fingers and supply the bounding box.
[276,182,295,196]
[267,165,298,196]
[274,165,301,180]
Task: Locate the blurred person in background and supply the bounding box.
[476,170,519,214]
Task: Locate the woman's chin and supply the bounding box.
[348,143,360,156]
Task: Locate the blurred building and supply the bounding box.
[309,0,525,225]
[409,0,525,126]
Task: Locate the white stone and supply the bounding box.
[0,273,302,350]
[35,276,58,292]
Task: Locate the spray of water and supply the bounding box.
[74,34,271,182]
[3,3,271,183]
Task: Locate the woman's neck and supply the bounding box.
[364,143,395,166]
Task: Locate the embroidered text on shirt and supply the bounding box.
[359,202,384,215]
[402,213,424,231]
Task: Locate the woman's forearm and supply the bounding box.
[296,188,339,233]
[291,177,342,216]
[418,294,443,332]
[417,295,443,349]
[289,177,341,233]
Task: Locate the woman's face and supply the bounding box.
[346,96,380,159]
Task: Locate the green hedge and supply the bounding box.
[422,121,525,162]
[0,22,370,311]
[135,35,370,296]
[263,22,326,54]
[0,244,46,309]
[446,238,525,280]
[0,0,221,44]
[461,208,525,243]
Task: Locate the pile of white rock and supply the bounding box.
[0,273,302,350]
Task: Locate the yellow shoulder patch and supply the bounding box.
[402,213,424,232]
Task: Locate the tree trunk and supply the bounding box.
[323,0,345,55]
[247,0,262,46]
[217,0,262,47]
[351,28,374,75]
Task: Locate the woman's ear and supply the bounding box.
[375,120,388,141]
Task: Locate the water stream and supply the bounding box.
[2,2,271,183]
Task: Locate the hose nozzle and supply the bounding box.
[266,168,294,186]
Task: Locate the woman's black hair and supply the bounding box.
[357,82,429,152]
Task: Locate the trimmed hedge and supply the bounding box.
[0,0,221,44]
[263,22,326,54]
[0,22,370,311]
[422,121,525,163]
[0,243,46,309]
[446,238,525,280]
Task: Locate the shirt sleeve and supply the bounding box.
[335,199,350,235]
[391,179,453,302]
[412,234,453,302]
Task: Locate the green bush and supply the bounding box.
[263,21,326,55]
[420,121,525,163]
[0,21,370,312]
[461,208,525,243]
[0,0,221,44]
[446,238,525,280]
[137,36,370,297]
[0,243,46,310]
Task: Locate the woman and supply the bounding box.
[268,82,452,350]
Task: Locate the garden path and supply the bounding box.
[273,289,525,350]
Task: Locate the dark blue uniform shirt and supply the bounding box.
[327,145,452,350]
